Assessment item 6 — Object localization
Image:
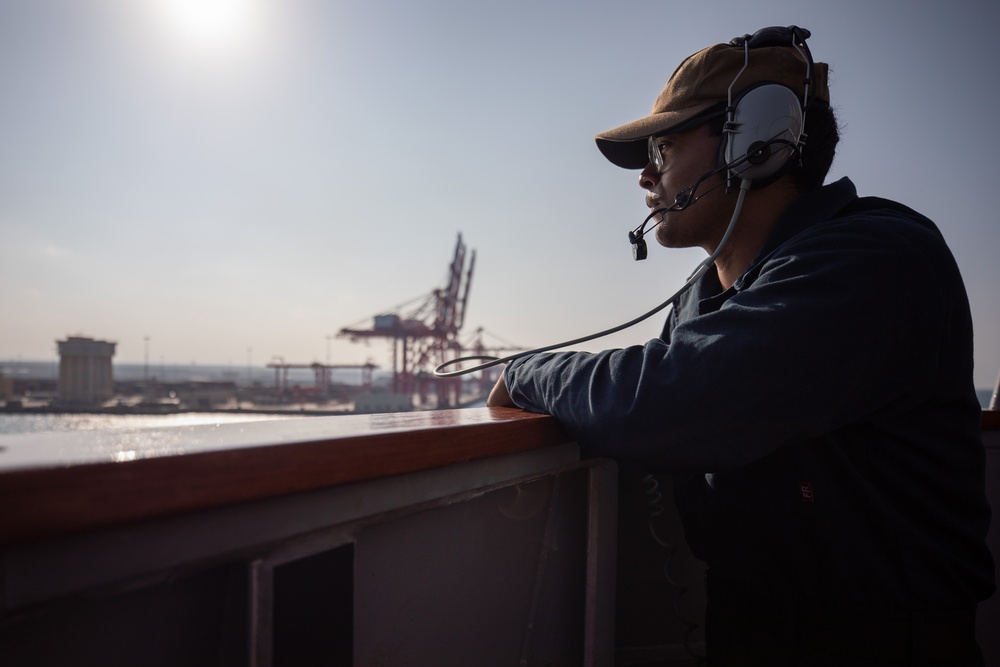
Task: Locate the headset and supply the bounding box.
[724,83,804,183]
[434,26,816,379]
[629,25,815,261]
[723,25,815,185]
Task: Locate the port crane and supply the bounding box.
[338,233,477,406]
[265,358,378,398]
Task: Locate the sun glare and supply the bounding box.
[153,0,265,58]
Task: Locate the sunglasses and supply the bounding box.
[647,135,667,173]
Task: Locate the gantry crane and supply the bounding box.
[266,357,377,399]
[338,233,475,406]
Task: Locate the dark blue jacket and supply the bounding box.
[505,177,994,613]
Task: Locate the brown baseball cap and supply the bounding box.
[595,34,830,169]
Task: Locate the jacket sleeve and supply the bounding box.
[504,211,971,472]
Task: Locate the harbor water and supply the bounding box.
[0,412,303,435]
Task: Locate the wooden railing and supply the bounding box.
[0,408,997,666]
[0,408,617,667]
[0,408,570,545]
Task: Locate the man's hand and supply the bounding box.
[486,370,518,408]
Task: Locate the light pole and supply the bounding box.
[144,336,150,384]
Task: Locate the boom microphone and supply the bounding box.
[628,185,697,261]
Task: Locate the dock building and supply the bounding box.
[56,336,116,406]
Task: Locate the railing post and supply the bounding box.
[585,459,619,667]
[248,559,273,667]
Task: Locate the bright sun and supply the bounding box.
[153,0,265,57]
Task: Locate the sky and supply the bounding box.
[1,0,998,390]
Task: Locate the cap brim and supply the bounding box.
[595,101,721,169]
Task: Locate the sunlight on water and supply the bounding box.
[0,413,301,435]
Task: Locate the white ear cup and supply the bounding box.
[725,84,803,182]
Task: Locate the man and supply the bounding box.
[487,26,995,664]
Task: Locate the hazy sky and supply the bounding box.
[2,0,999,389]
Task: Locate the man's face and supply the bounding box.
[639,123,731,252]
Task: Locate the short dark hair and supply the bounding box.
[794,102,840,190]
[703,99,840,191]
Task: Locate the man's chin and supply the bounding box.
[654,223,676,248]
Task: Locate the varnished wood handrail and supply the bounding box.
[1,408,996,547]
[0,407,567,546]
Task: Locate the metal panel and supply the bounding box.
[353,462,611,666]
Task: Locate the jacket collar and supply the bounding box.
[732,177,858,291]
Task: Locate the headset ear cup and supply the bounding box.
[725,84,803,182]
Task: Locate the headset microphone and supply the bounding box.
[628,187,695,261]
[627,172,716,261]
[628,229,649,261]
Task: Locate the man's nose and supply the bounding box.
[639,163,659,191]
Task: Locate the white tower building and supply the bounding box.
[57,336,116,405]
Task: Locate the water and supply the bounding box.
[0,412,303,435]
[0,359,386,386]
